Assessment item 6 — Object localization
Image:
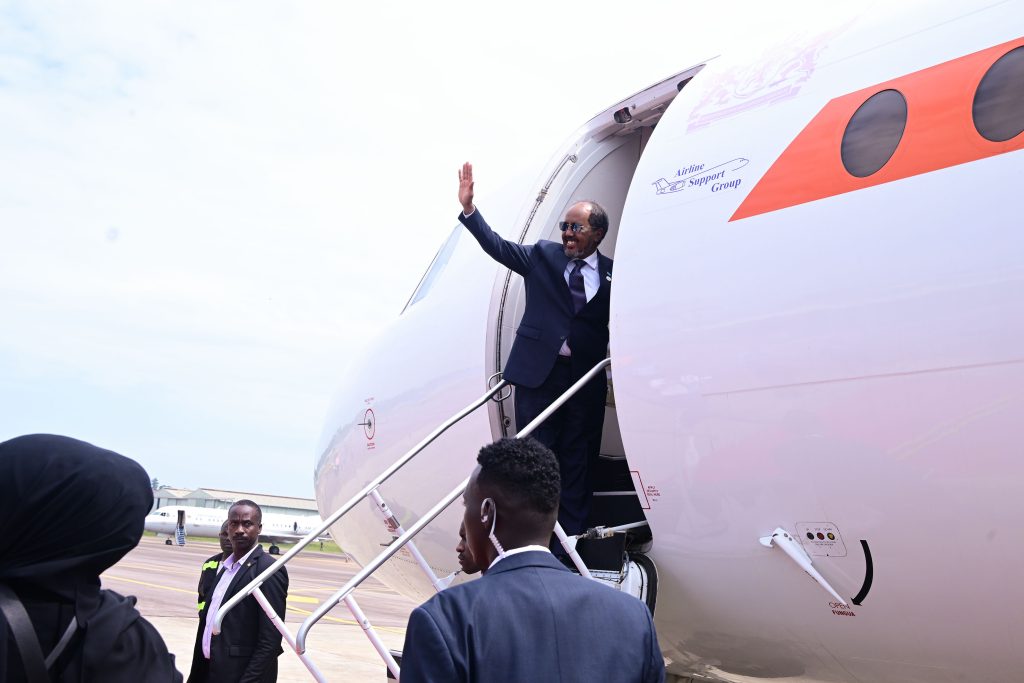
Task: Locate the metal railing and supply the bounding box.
[214,357,611,681]
[293,358,611,660]
[213,379,510,678]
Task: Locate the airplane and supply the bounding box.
[222,1,1023,680]
[144,505,327,555]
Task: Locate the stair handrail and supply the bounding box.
[294,358,611,653]
[213,378,510,634]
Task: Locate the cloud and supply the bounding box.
[0,0,860,495]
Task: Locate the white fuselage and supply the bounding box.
[313,3,1024,681]
[144,505,323,543]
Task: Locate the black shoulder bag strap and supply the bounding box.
[0,582,50,683]
[0,584,78,682]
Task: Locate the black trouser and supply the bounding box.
[514,357,606,537]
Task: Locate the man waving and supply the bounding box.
[458,163,612,539]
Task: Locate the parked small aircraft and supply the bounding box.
[144,505,325,555]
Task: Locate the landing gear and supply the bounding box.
[165,539,172,545]
[269,544,280,555]
[627,552,658,616]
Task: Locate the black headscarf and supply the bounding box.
[0,434,181,682]
[0,434,152,592]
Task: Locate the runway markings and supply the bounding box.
[116,562,198,577]
[103,574,372,622]
[289,594,320,604]
[112,540,415,649]
[289,585,348,594]
[103,574,195,595]
[298,558,353,567]
[284,604,405,635]
[106,574,319,607]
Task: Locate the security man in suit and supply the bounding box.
[458,162,612,537]
[400,438,664,683]
[187,500,288,683]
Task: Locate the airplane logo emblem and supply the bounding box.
[653,158,749,194]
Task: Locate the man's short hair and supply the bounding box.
[582,200,609,237]
[476,438,560,514]
[230,499,263,523]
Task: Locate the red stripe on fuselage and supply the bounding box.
[730,37,1024,221]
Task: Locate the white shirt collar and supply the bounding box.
[487,544,551,571]
[572,250,600,270]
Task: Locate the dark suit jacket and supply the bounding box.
[187,545,288,683]
[460,210,613,389]
[400,550,664,683]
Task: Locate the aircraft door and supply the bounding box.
[485,65,705,567]
[175,509,186,546]
[488,130,666,439]
[486,65,705,446]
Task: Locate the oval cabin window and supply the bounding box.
[841,89,908,178]
[973,46,1024,142]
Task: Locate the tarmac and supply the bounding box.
[101,536,417,682]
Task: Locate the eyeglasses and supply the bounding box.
[558,221,590,233]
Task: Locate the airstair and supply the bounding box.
[213,358,654,681]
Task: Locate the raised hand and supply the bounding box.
[458,162,475,215]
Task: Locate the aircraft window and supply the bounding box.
[973,46,1024,142]
[841,89,907,177]
[402,224,462,312]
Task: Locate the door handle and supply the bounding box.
[760,527,845,604]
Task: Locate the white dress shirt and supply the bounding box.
[202,544,259,658]
[487,544,551,571]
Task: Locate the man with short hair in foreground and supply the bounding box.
[400,438,664,683]
[459,163,613,540]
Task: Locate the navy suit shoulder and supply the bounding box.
[401,551,663,683]
[459,209,537,275]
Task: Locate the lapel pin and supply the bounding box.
[606,273,612,282]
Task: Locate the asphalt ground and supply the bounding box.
[101,536,417,682]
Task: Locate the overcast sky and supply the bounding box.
[0,1,859,498]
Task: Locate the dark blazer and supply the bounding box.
[400,550,664,683]
[460,210,613,388]
[187,546,287,683]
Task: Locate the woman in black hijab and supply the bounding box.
[0,434,182,682]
